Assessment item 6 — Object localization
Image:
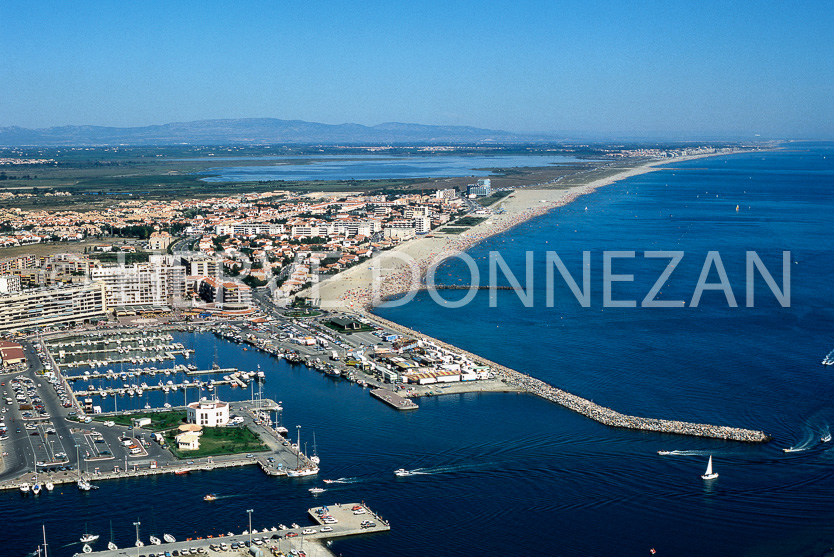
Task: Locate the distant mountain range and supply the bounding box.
[0,118,553,146]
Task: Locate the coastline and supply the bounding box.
[311,149,773,442]
[312,152,744,312]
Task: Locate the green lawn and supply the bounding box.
[450,216,487,227]
[165,426,269,459]
[478,190,513,207]
[94,410,187,431]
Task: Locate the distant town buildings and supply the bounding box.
[466,178,491,197]
[196,276,253,311]
[148,231,174,251]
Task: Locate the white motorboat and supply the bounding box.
[394,468,413,477]
[135,540,144,547]
[19,482,30,494]
[149,536,161,545]
[783,446,803,453]
[32,482,42,495]
[80,533,99,543]
[822,433,832,443]
[309,487,326,494]
[82,543,92,553]
[45,481,54,492]
[657,450,671,456]
[701,455,719,480]
[163,534,176,543]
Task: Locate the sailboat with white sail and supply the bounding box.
[701,455,719,480]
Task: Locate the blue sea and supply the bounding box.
[5,144,834,557]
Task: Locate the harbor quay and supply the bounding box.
[369,388,418,410]
[0,398,311,492]
[72,502,390,557]
[364,313,772,443]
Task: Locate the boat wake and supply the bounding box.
[782,426,821,453]
[657,450,714,456]
[409,462,492,476]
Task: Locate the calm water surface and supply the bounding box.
[196,154,581,182]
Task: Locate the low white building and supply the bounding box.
[175,430,202,450]
[187,399,230,427]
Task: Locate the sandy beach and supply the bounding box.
[309,154,731,312]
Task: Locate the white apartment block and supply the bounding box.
[90,255,186,308]
[215,223,286,236]
[0,274,21,294]
[0,282,107,331]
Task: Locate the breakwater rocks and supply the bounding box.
[366,313,771,443]
[502,373,770,442]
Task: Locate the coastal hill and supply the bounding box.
[0,118,549,146]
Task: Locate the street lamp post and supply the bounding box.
[133,521,141,557]
[74,444,81,482]
[246,509,253,549]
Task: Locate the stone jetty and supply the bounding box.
[366,313,771,443]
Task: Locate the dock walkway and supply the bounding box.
[370,388,419,410]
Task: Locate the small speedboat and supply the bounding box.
[163,534,176,543]
[204,493,218,501]
[80,533,99,543]
[783,447,803,453]
[19,483,30,494]
[45,481,54,492]
[657,450,671,456]
[82,543,92,553]
[822,433,832,443]
[149,536,161,545]
[394,468,413,477]
[309,488,325,494]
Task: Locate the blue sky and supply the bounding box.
[1,1,832,138]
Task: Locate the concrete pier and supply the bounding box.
[71,502,389,557]
[370,388,419,410]
[366,313,771,442]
